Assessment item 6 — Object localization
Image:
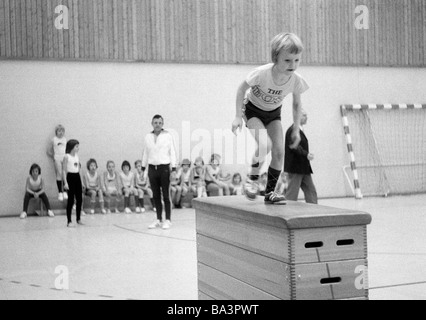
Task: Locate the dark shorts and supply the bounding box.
[85,189,98,196]
[205,180,214,187]
[243,100,282,127]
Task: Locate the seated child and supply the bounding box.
[190,157,207,198]
[178,159,192,206]
[211,153,231,182]
[229,172,244,196]
[170,163,183,209]
[83,159,106,214]
[134,160,155,213]
[205,154,230,196]
[120,161,137,214]
[103,160,122,214]
[21,164,55,219]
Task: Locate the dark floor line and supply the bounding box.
[370,280,426,290]
[369,251,426,256]
[113,224,196,243]
[2,277,132,300]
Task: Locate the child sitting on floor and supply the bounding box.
[103,160,122,214]
[190,157,207,198]
[170,163,183,208]
[83,158,106,214]
[229,172,244,196]
[134,160,155,213]
[178,159,192,207]
[120,160,137,214]
[21,164,55,219]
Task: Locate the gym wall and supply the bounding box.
[1,0,425,67]
[0,0,425,216]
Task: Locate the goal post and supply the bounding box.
[341,104,426,198]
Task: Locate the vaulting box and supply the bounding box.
[193,196,372,300]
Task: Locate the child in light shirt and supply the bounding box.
[120,160,137,213]
[134,160,155,213]
[83,159,106,214]
[21,164,55,219]
[190,157,208,198]
[229,173,244,196]
[103,160,122,214]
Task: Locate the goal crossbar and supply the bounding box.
[341,104,426,199]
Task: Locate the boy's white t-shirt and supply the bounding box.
[246,63,309,112]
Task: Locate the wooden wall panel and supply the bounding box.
[0,0,425,67]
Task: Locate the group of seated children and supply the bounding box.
[82,159,156,214]
[21,159,156,219]
[169,155,230,208]
[21,125,287,219]
[169,154,288,207]
[21,155,289,219]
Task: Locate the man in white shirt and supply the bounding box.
[142,115,177,230]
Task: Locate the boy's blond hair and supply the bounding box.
[271,33,304,63]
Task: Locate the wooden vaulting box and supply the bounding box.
[193,197,372,300]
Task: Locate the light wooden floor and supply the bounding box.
[0,194,425,300]
[321,195,426,300]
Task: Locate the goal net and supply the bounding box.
[341,104,426,198]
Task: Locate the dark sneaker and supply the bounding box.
[264,192,287,205]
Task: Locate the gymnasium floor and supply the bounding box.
[0,194,425,300]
